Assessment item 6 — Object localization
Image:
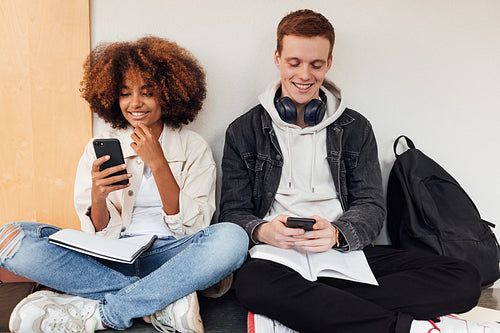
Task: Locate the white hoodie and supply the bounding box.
[261,80,345,222]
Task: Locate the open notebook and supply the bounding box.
[49,229,157,264]
[249,244,378,285]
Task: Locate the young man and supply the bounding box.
[220,9,494,333]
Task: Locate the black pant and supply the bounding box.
[234,246,481,333]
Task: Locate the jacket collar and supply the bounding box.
[333,109,355,127]
[261,108,273,132]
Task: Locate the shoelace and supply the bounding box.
[150,314,176,333]
[427,319,440,332]
[44,295,97,333]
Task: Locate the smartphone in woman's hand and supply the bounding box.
[93,139,129,185]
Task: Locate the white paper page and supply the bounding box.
[307,250,378,286]
[49,229,155,263]
[51,242,136,264]
[249,245,313,280]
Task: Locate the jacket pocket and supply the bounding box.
[242,153,266,198]
[342,151,359,170]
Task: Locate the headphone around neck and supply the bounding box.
[274,87,327,126]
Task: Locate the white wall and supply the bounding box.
[91,0,500,243]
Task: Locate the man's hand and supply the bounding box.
[254,214,305,249]
[293,215,338,252]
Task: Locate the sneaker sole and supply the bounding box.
[9,290,58,333]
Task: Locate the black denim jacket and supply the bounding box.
[219,105,386,251]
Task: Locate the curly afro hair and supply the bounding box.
[80,36,207,129]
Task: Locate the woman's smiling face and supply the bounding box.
[119,70,163,135]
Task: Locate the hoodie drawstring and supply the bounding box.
[311,130,317,193]
[286,127,292,189]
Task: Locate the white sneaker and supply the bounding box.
[247,312,299,333]
[149,292,204,333]
[198,273,234,298]
[438,314,500,333]
[274,319,300,333]
[9,290,100,333]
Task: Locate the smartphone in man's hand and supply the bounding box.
[285,217,315,231]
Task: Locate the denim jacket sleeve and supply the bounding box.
[219,121,267,243]
[329,113,386,251]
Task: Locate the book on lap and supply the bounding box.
[48,229,157,264]
[249,244,378,286]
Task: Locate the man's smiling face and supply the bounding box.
[274,35,332,108]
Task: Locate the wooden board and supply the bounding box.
[0,0,91,228]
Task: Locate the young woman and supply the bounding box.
[0,36,248,333]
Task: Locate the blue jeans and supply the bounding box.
[0,222,248,330]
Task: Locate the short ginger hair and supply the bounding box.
[80,36,206,129]
[277,9,335,58]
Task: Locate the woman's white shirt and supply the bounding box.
[124,160,174,238]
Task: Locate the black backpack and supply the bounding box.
[386,135,500,288]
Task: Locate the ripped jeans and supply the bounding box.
[0,222,248,330]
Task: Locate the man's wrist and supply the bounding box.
[331,224,347,249]
[251,224,263,244]
[335,230,348,249]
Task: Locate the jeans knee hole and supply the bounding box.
[0,224,24,261]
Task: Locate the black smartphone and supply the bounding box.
[285,217,315,231]
[93,139,129,185]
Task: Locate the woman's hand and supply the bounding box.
[90,155,131,230]
[130,123,168,171]
[91,156,131,201]
[130,122,180,215]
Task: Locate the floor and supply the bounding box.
[116,281,500,333]
[477,281,500,310]
[112,290,247,333]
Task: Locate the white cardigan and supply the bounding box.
[74,124,216,239]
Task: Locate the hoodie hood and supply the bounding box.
[260,80,344,222]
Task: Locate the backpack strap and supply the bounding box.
[393,135,415,157]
